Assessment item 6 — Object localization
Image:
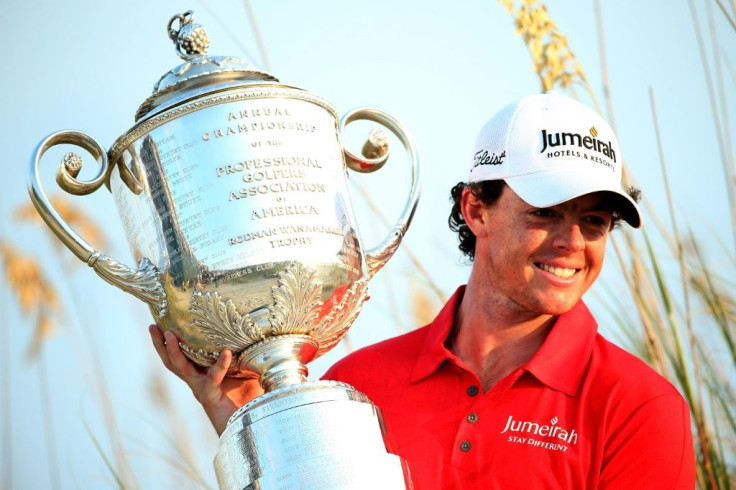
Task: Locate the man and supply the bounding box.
[151,91,695,488]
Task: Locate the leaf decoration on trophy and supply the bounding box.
[190,291,263,351]
[237,312,267,345]
[313,280,369,356]
[186,262,367,364]
[91,255,168,319]
[269,262,323,336]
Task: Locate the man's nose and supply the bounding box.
[553,222,585,252]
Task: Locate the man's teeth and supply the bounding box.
[538,263,576,278]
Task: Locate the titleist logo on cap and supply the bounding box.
[472,150,506,168]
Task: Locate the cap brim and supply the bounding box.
[504,166,642,228]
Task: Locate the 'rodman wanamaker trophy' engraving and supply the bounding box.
[28,11,420,489]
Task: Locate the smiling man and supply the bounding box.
[151,92,696,488]
[323,91,695,488]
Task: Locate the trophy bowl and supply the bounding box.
[28,11,419,489]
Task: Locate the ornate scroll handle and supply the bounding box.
[339,108,422,278]
[27,130,168,318]
[115,146,145,195]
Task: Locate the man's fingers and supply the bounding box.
[163,330,199,378]
[149,324,174,371]
[207,349,233,386]
[151,325,200,381]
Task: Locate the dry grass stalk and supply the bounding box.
[197,0,259,67]
[340,333,355,354]
[244,0,272,72]
[650,88,720,488]
[499,0,593,97]
[14,196,109,252]
[1,284,11,490]
[713,0,736,31]
[0,241,59,359]
[11,200,139,485]
[706,0,736,236]
[147,371,211,487]
[687,0,736,250]
[608,236,668,373]
[0,240,63,488]
[409,284,440,328]
[353,182,446,305]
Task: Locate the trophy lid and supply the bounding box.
[135,11,279,122]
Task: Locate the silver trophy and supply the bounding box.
[28,11,419,489]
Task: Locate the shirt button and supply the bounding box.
[467,385,479,396]
[467,412,478,423]
[460,441,472,452]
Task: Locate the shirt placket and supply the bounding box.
[450,369,524,477]
[451,373,485,474]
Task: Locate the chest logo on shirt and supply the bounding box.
[500,414,578,452]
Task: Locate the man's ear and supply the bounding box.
[460,187,489,239]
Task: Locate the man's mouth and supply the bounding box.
[536,263,578,279]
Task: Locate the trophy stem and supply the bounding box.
[261,358,308,392]
[237,334,318,392]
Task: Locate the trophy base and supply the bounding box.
[215,380,410,489]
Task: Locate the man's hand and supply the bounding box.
[149,324,264,435]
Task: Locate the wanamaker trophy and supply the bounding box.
[27,11,420,489]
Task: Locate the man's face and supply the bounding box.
[469,186,613,318]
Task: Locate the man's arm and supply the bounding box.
[598,394,696,489]
[148,324,264,435]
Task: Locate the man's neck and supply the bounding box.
[452,283,556,393]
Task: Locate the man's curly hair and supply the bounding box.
[448,181,641,261]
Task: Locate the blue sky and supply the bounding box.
[3,1,734,488]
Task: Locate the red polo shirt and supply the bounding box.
[323,286,695,489]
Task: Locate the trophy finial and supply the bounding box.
[138,10,278,121]
[167,11,210,58]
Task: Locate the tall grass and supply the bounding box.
[3,196,207,487]
[0,241,61,490]
[499,0,736,487]
[13,199,138,486]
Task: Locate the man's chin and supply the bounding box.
[531,295,581,317]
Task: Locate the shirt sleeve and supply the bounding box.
[321,360,342,381]
[598,393,696,489]
[321,366,336,381]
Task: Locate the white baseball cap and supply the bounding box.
[469,91,642,228]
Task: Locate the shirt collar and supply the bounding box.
[410,286,466,383]
[523,300,597,396]
[409,285,598,396]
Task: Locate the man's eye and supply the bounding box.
[531,209,555,218]
[583,215,611,227]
